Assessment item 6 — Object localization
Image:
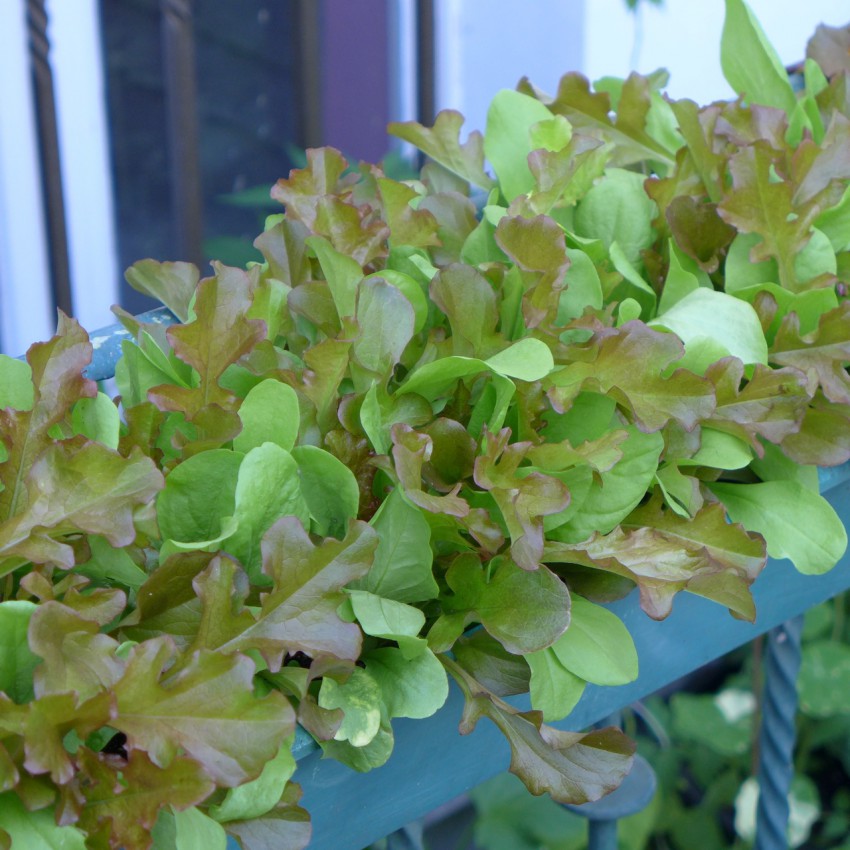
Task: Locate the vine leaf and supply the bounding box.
[112,637,295,787]
[443,656,635,805]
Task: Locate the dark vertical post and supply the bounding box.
[415,0,436,127]
[160,0,204,268]
[26,0,73,316]
[295,0,323,149]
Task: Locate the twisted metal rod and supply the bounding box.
[26,0,73,316]
[754,615,804,850]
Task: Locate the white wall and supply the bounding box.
[434,0,586,133]
[584,0,850,105]
[0,0,118,356]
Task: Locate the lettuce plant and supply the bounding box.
[1,2,849,848]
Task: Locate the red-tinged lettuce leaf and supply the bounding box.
[545,495,764,620]
[513,134,611,216]
[665,100,727,204]
[0,315,95,522]
[59,748,215,850]
[546,322,716,432]
[807,23,850,77]
[124,260,199,323]
[495,215,570,332]
[429,264,501,359]
[377,177,440,249]
[0,690,112,785]
[224,782,312,850]
[780,392,850,466]
[717,140,843,291]
[388,111,495,190]
[665,196,736,274]
[253,219,311,288]
[433,553,570,655]
[270,147,353,228]
[442,656,634,805]
[769,302,850,403]
[705,357,811,452]
[790,113,850,208]
[150,264,265,423]
[189,521,377,670]
[419,193,479,266]
[473,430,570,571]
[390,425,470,518]
[517,72,673,168]
[313,195,389,267]
[28,602,125,701]
[0,442,163,574]
[301,323,356,432]
[112,637,295,787]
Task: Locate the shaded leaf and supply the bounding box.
[125,260,198,323]
[444,656,635,805]
[708,479,846,575]
[0,601,39,703]
[435,553,569,654]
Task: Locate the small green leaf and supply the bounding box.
[526,648,586,722]
[71,393,120,449]
[0,356,33,411]
[225,443,309,578]
[307,235,362,320]
[0,792,86,849]
[0,600,39,703]
[208,739,296,823]
[485,338,555,382]
[365,646,449,719]
[318,668,383,747]
[557,248,603,324]
[708,480,847,574]
[156,449,243,546]
[173,806,228,850]
[650,288,768,366]
[359,489,438,603]
[485,89,558,202]
[721,0,796,113]
[574,169,657,265]
[548,595,638,686]
[291,445,359,539]
[234,379,300,453]
[346,590,426,658]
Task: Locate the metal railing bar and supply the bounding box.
[294,0,323,149]
[26,0,73,317]
[160,0,204,269]
[415,0,436,128]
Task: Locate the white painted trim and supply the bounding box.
[0,1,54,355]
[49,0,119,333]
